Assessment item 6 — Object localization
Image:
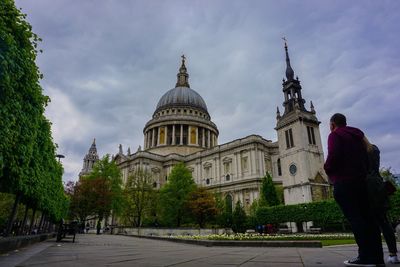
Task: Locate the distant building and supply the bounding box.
[79,138,99,178]
[82,44,330,210]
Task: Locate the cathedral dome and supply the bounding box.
[155,87,208,114]
[143,56,219,156]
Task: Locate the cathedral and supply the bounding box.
[80,43,330,209]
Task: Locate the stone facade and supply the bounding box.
[85,47,330,211]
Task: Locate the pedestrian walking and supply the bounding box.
[324,113,384,266]
[367,143,400,264]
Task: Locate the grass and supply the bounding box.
[321,239,356,246]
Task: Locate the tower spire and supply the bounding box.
[176,54,190,88]
[283,37,294,81]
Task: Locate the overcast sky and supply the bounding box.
[15,0,400,182]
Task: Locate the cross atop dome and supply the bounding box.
[176,55,190,88]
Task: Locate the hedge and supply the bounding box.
[256,190,400,228]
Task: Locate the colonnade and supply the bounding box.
[144,124,217,149]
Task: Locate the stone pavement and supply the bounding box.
[0,234,399,267]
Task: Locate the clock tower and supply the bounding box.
[275,41,329,205]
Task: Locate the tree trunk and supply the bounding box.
[17,204,29,236]
[28,206,37,234]
[43,217,48,233]
[38,212,45,234]
[4,192,21,237]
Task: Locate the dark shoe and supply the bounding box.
[344,258,385,266]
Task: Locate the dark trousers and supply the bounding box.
[376,210,398,254]
[334,180,384,263]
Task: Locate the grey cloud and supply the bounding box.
[15,0,400,181]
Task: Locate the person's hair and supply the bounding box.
[330,113,347,127]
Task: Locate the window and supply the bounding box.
[241,156,248,172]
[225,174,230,181]
[224,162,231,174]
[154,128,158,146]
[307,126,316,145]
[206,178,210,185]
[277,158,282,176]
[159,127,166,144]
[285,128,294,148]
[198,127,203,146]
[167,125,173,145]
[175,125,181,144]
[190,127,196,144]
[204,164,211,178]
[182,125,188,145]
[153,182,157,188]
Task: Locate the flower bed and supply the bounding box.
[170,233,354,241]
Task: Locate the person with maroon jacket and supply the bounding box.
[324,113,384,267]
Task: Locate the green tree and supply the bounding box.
[0,0,67,236]
[159,163,196,227]
[187,187,218,228]
[232,200,247,233]
[381,167,399,187]
[84,155,123,232]
[69,180,94,222]
[123,169,155,227]
[260,173,280,206]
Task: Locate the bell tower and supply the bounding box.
[275,40,329,205]
[79,138,99,178]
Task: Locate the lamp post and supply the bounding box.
[56,154,65,163]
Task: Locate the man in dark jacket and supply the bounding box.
[324,113,384,266]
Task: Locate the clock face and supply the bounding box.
[289,164,297,175]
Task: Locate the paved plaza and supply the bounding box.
[0,234,399,267]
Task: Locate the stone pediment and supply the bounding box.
[222,157,232,163]
[151,167,160,173]
[203,162,212,168]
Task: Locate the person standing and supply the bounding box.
[324,113,384,266]
[367,144,400,264]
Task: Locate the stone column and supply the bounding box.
[202,128,205,147]
[146,132,149,149]
[258,150,264,176]
[251,149,257,175]
[237,153,242,177]
[195,127,199,146]
[208,130,211,148]
[234,152,239,181]
[157,127,160,145]
[180,125,183,145]
[150,129,154,147]
[172,125,176,145]
[164,126,168,145]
